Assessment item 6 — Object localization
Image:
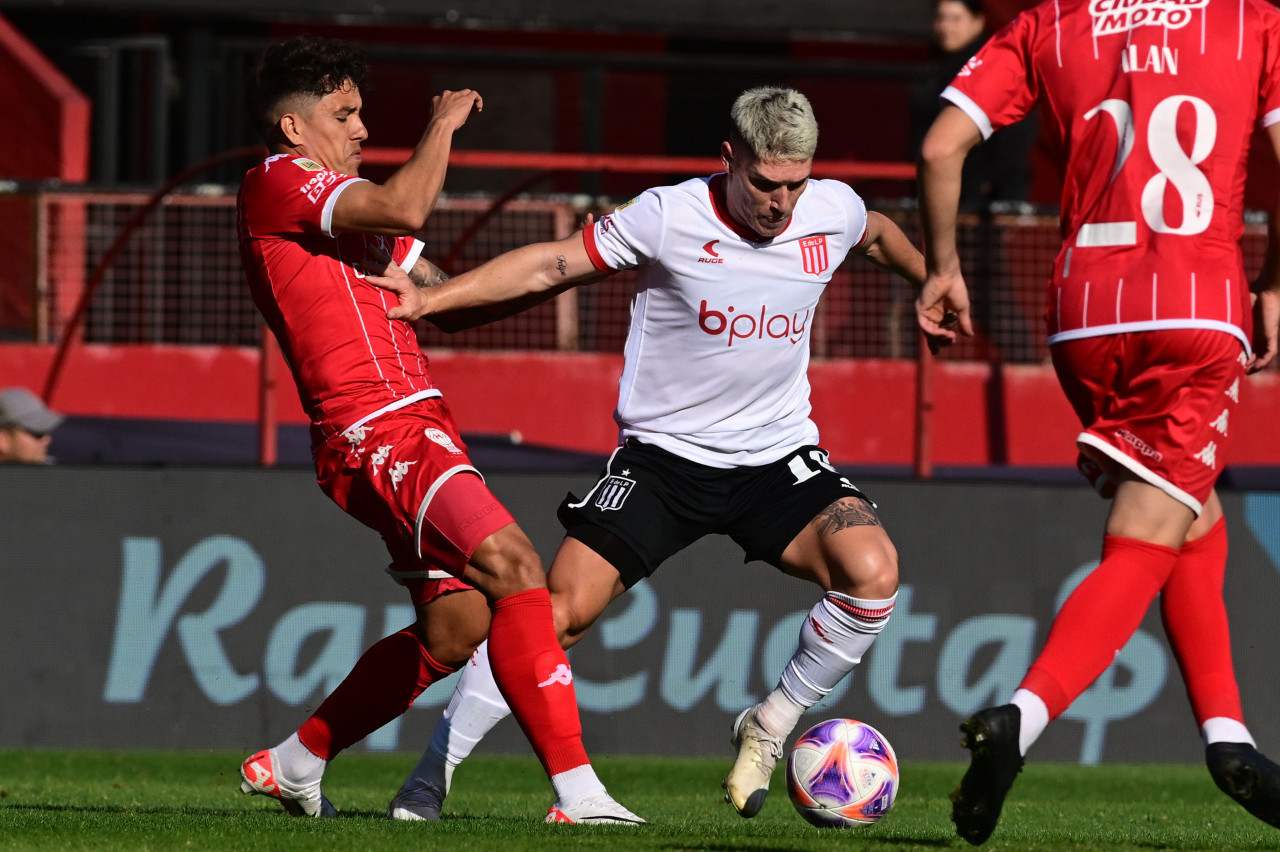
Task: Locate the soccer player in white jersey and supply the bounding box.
[916,0,1280,844]
[368,86,930,821]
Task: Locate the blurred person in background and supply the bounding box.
[917,0,1280,844]
[910,0,1035,207]
[0,387,62,464]
[234,34,642,826]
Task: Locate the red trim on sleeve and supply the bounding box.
[853,220,869,249]
[583,225,610,272]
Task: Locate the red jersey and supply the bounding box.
[944,0,1280,352]
[237,154,438,439]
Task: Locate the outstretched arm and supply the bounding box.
[1248,122,1280,373]
[332,89,483,235]
[368,229,603,323]
[855,210,926,287]
[916,104,983,347]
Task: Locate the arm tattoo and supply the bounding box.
[815,497,882,537]
[409,260,450,290]
[556,254,569,276]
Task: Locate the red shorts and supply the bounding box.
[1051,329,1245,514]
[314,398,515,606]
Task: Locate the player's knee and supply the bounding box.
[415,592,490,668]
[467,525,548,598]
[830,538,898,599]
[473,544,546,599]
[426,627,485,670]
[549,591,602,650]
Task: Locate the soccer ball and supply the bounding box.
[785,718,899,828]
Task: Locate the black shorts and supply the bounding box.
[557,439,879,589]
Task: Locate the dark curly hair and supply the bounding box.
[245,35,369,143]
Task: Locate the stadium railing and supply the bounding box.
[5,147,1272,468]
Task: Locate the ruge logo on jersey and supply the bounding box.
[799,235,829,276]
[698,300,811,347]
[1090,0,1208,38]
[699,240,723,264]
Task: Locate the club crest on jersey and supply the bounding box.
[799,235,829,276]
[594,475,635,511]
[424,428,464,454]
[293,158,325,171]
[1089,0,1208,38]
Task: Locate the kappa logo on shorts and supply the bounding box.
[594,474,636,511]
[424,428,464,454]
[390,459,417,491]
[371,444,395,474]
[1195,441,1218,470]
[345,426,371,448]
[1114,428,1162,463]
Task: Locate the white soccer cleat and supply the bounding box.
[387,779,446,822]
[545,792,646,825]
[239,748,336,818]
[723,705,784,818]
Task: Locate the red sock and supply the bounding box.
[1160,518,1242,726]
[298,627,456,759]
[486,588,589,777]
[1021,535,1180,718]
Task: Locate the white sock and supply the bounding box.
[275,732,326,785]
[1010,688,1050,756]
[1202,716,1256,747]
[403,641,511,793]
[550,763,607,803]
[759,591,896,739]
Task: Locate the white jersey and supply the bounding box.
[583,173,869,468]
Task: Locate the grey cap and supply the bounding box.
[0,388,64,436]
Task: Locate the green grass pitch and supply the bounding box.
[1,750,1278,850]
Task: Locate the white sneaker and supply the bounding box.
[722,705,783,818]
[545,792,646,825]
[387,779,446,821]
[239,748,336,818]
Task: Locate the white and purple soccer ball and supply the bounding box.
[785,718,899,828]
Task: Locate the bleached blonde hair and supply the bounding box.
[729,87,818,161]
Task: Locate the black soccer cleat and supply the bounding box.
[950,704,1025,846]
[1207,742,1280,829]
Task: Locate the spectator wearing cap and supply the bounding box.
[0,387,63,464]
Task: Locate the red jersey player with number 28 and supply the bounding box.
[917,0,1280,844]
[234,35,642,825]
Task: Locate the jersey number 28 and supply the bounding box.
[1077,94,1217,248]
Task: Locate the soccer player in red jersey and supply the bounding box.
[234,35,641,825]
[916,0,1280,844]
